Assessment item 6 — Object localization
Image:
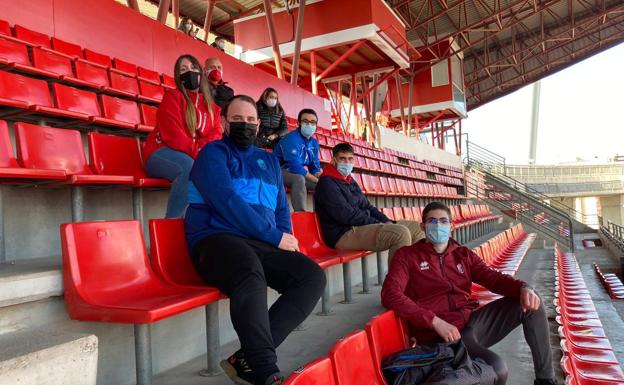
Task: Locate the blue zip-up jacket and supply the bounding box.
[185,135,291,250]
[273,128,321,176]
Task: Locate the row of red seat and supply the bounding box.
[0,70,158,132]
[555,247,624,385]
[379,204,499,226]
[0,120,169,187]
[593,263,624,300]
[284,224,534,385]
[351,172,461,198]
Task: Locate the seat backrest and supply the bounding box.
[291,212,335,257]
[148,218,205,286]
[60,220,160,306]
[380,208,394,220]
[88,132,147,177]
[0,37,31,67]
[140,104,158,127]
[0,20,11,36]
[138,80,164,101]
[14,24,50,47]
[75,60,110,88]
[84,49,111,67]
[100,94,140,124]
[402,207,415,221]
[31,47,74,77]
[138,67,160,83]
[0,70,52,107]
[0,120,19,168]
[53,83,100,116]
[162,74,175,88]
[283,357,337,385]
[51,37,83,58]
[329,330,383,385]
[366,311,408,383]
[392,207,404,220]
[113,58,137,76]
[109,71,139,94]
[15,122,90,175]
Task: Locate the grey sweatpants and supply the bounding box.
[461,296,555,385]
[282,170,317,212]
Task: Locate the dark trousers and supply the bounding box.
[191,233,326,384]
[461,296,555,385]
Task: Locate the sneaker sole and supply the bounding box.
[220,360,254,385]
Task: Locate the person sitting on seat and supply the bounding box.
[255,87,288,150]
[211,36,226,52]
[143,54,221,218]
[273,108,321,212]
[204,57,234,109]
[381,201,557,385]
[185,95,326,385]
[314,143,423,263]
[178,17,193,35]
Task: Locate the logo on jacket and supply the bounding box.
[419,261,429,271]
[257,159,267,170]
[291,148,298,154]
[457,263,464,274]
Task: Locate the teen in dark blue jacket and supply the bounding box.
[185,95,325,385]
[273,108,321,212]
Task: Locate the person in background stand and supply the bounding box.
[205,57,234,110]
[255,87,288,150]
[143,54,221,218]
[211,36,226,52]
[178,17,193,35]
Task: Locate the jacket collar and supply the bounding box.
[322,163,353,183]
[416,238,460,257]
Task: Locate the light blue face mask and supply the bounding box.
[426,223,451,244]
[300,123,316,138]
[336,162,353,177]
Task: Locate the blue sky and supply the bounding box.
[461,42,624,165]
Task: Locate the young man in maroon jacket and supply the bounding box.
[381,202,557,385]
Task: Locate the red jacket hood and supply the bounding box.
[381,238,524,343]
[321,163,353,184]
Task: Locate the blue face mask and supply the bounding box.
[300,123,316,138]
[426,223,451,244]
[336,162,353,177]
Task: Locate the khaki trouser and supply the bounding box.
[335,220,424,265]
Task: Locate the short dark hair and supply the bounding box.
[332,142,354,157]
[298,108,318,123]
[221,94,257,117]
[422,202,452,222]
[214,36,225,41]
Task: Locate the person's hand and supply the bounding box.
[268,134,278,140]
[431,316,461,342]
[278,233,300,252]
[520,287,540,312]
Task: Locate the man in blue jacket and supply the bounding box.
[273,108,321,212]
[186,95,326,385]
[314,143,423,265]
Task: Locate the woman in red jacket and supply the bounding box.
[143,54,222,218]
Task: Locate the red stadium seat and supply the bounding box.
[148,218,210,287]
[0,70,53,111]
[291,212,343,269]
[106,71,139,98]
[392,207,404,220]
[162,74,176,89]
[0,38,32,70]
[84,48,111,67]
[43,82,100,120]
[112,58,137,76]
[137,104,158,132]
[0,20,11,36]
[14,122,133,185]
[0,120,65,181]
[329,330,384,385]
[51,37,83,58]
[138,80,164,103]
[74,60,110,88]
[137,67,160,84]
[366,311,409,384]
[14,25,50,47]
[87,132,170,187]
[283,357,337,385]
[93,94,141,129]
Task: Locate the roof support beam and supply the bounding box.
[291,0,307,85]
[263,0,285,79]
[127,0,140,11]
[157,0,172,23]
[203,0,216,42]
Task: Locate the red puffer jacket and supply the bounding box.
[381,239,524,343]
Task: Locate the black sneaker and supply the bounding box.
[221,350,254,385]
[264,373,284,385]
[534,379,559,385]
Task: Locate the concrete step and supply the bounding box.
[0,257,62,308]
[0,326,98,385]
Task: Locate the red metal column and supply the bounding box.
[356,68,399,103]
[351,74,359,135]
[203,0,215,42]
[263,0,285,80]
[406,72,414,135]
[172,0,180,29]
[309,51,317,95]
[291,0,307,85]
[394,73,407,135]
[157,0,172,23]
[127,0,139,11]
[316,40,366,82]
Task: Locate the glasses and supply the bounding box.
[300,119,317,125]
[425,218,450,224]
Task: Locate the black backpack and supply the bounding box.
[382,340,497,385]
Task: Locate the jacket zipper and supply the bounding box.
[438,254,453,312]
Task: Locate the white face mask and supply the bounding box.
[217,41,225,49]
[266,98,277,108]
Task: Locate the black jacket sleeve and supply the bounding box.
[316,178,382,226]
[277,111,288,137]
[354,184,390,222]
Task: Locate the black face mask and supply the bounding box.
[228,121,257,148]
[180,71,201,90]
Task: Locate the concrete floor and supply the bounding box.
[153,231,624,385]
